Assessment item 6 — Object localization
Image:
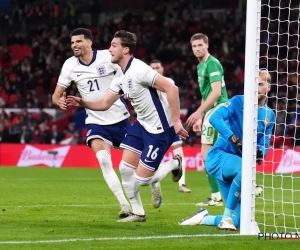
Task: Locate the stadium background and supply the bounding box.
[0,0,298,171]
[0,0,299,248]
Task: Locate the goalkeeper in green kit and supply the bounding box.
[186,33,228,206]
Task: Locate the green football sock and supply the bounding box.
[207,172,220,193]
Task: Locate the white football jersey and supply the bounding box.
[110,58,173,134]
[57,50,129,125]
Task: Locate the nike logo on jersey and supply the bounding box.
[144,159,154,163]
[77,74,83,77]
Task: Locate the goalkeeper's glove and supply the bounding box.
[229,135,242,150]
[256,148,263,165]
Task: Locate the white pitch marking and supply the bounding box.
[0,178,101,181]
[3,203,195,208]
[0,234,240,245]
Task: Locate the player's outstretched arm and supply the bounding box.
[153,74,189,139]
[209,105,234,139]
[52,85,67,110]
[210,97,243,150]
[66,91,120,111]
[186,81,222,126]
[198,81,222,113]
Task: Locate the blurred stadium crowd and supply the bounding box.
[0,0,299,147]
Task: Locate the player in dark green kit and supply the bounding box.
[186,33,228,206]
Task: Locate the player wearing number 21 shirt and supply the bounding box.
[52,28,132,219]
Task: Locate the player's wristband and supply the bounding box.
[229,135,242,150]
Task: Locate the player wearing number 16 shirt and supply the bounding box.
[52,28,132,218]
[66,30,189,222]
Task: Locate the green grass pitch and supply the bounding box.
[0,166,299,249]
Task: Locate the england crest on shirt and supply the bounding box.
[97,65,106,76]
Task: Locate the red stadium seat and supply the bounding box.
[8,94,19,104]
[135,48,146,59]
[8,73,17,82]
[89,28,98,35]
[8,45,32,61]
[0,92,8,102]
[36,86,44,95]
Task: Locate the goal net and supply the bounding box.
[242,0,300,234]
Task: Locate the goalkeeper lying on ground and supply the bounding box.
[179,70,275,230]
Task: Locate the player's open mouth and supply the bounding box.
[74,48,80,52]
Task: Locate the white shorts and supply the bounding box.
[201,104,223,145]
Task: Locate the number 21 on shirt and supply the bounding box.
[87,79,100,92]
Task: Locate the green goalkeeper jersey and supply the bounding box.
[197,55,228,113]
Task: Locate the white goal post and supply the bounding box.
[240,0,261,235]
[241,0,300,235]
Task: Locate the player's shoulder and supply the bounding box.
[207,55,222,66]
[97,49,121,70]
[265,105,276,120]
[130,58,150,73]
[208,55,221,63]
[228,95,244,106]
[63,56,77,67]
[221,95,242,109]
[96,49,111,57]
[132,58,147,67]
[96,49,113,62]
[61,56,78,71]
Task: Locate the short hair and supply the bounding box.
[259,69,271,84]
[71,28,93,41]
[114,30,137,55]
[149,59,162,65]
[190,33,209,44]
